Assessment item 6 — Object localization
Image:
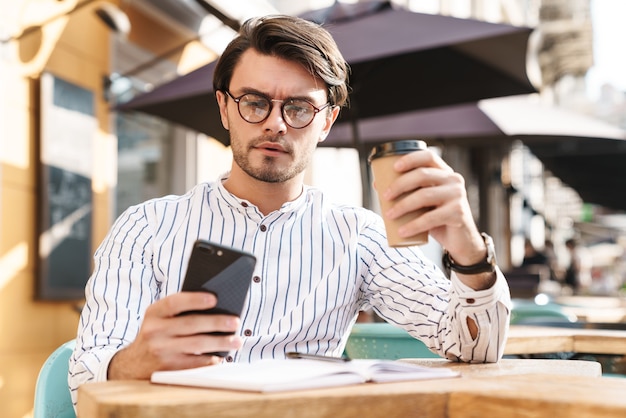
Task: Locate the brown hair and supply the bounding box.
[213,15,350,108]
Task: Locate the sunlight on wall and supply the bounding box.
[92,130,117,193]
[8,0,77,77]
[197,137,233,183]
[310,148,362,207]
[178,42,217,74]
[0,242,28,293]
[0,108,30,170]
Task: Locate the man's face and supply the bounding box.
[216,49,340,183]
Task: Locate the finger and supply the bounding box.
[135,330,242,372]
[386,180,467,234]
[384,166,457,202]
[395,186,474,240]
[397,199,463,238]
[160,353,224,372]
[148,292,218,318]
[147,348,224,372]
[385,169,464,220]
[394,149,451,173]
[177,333,243,357]
[173,313,241,336]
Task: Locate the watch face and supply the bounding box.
[481,233,496,266]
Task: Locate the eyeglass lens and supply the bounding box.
[231,92,327,129]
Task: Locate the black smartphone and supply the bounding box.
[181,240,256,317]
[180,240,256,356]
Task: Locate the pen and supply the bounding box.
[286,352,351,362]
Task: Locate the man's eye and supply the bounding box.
[284,102,312,116]
[242,96,269,109]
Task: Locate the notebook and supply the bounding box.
[151,357,460,392]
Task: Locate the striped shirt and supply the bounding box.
[69,174,511,401]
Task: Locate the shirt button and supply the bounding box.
[260,225,267,232]
[253,276,261,283]
[241,202,248,207]
[466,298,476,304]
[225,356,234,362]
[244,329,253,336]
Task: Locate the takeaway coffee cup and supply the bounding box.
[368,140,429,247]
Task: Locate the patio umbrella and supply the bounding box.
[115,1,536,146]
[323,94,626,211]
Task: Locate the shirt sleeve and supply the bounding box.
[444,268,511,362]
[360,232,511,364]
[68,203,158,406]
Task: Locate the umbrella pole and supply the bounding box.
[350,117,373,209]
[358,147,373,209]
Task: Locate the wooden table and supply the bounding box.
[554,296,626,323]
[402,358,601,377]
[506,325,626,356]
[78,359,619,418]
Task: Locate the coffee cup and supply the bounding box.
[368,140,429,247]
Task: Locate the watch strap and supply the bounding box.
[442,233,496,276]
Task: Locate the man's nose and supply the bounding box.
[262,103,287,134]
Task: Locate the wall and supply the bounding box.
[0,1,115,416]
[0,1,217,416]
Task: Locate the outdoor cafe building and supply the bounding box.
[0,0,607,415]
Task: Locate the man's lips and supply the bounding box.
[254,142,288,156]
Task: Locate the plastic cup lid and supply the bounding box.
[368,140,428,162]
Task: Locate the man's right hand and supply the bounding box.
[107,292,242,380]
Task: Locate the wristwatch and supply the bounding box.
[442,233,497,276]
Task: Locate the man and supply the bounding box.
[69,15,511,402]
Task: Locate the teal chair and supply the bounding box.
[345,322,441,359]
[510,299,576,325]
[33,340,76,418]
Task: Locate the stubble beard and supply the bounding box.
[230,133,312,184]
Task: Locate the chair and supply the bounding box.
[33,339,76,418]
[345,322,441,360]
[510,299,576,325]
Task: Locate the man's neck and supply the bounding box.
[222,169,304,216]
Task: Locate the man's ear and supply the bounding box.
[318,105,340,143]
[216,90,230,131]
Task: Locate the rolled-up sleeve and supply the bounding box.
[68,204,158,405]
[445,268,511,362]
[361,233,511,364]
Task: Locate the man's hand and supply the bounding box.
[381,148,494,290]
[107,292,242,380]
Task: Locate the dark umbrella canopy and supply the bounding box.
[468,97,626,212]
[115,59,224,140]
[323,95,626,210]
[524,137,626,211]
[116,1,536,145]
[323,100,503,148]
[301,1,535,123]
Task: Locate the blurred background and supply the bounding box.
[1,0,626,416]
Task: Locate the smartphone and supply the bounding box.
[181,240,256,317]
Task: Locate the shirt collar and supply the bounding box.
[214,172,310,215]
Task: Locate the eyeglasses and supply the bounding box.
[223,90,331,129]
